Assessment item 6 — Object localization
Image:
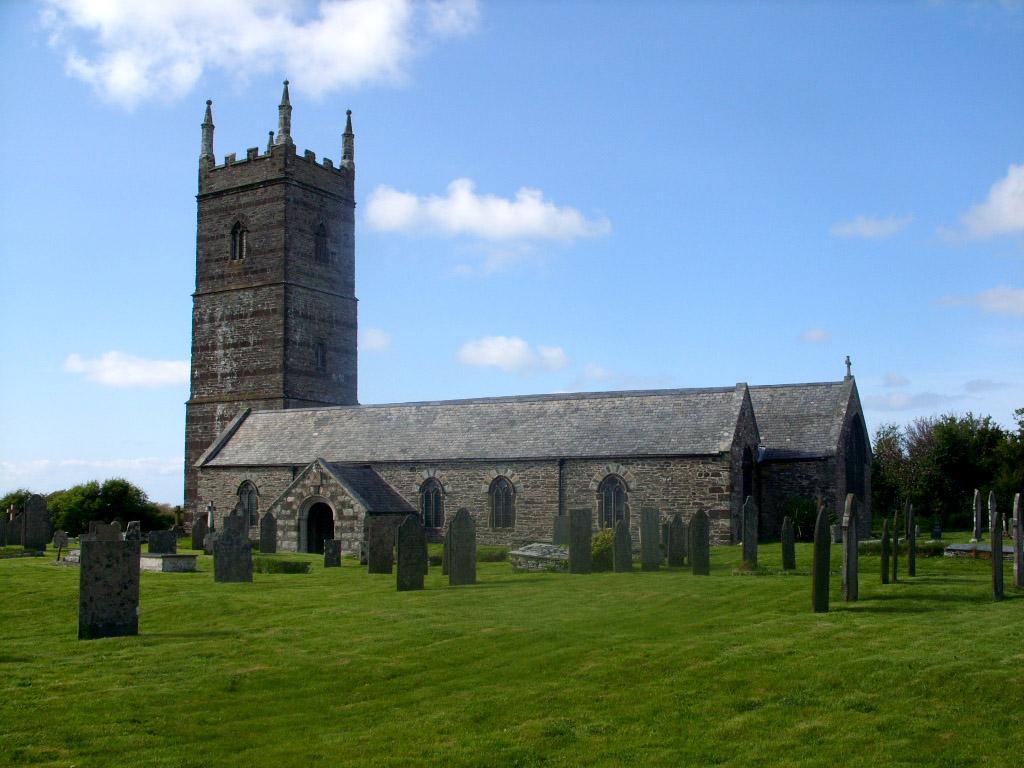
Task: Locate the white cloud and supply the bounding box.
[800,328,830,343]
[41,0,479,107]
[457,336,568,374]
[883,372,909,387]
[956,163,1024,239]
[938,285,1024,317]
[581,363,613,383]
[830,214,913,239]
[360,327,392,351]
[964,378,1009,394]
[64,351,189,387]
[366,178,611,243]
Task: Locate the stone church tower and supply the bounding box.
[184,82,358,513]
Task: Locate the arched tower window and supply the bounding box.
[489,477,515,529]
[230,222,248,261]
[598,475,628,528]
[314,222,328,263]
[420,479,444,529]
[238,481,258,527]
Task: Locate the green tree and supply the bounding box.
[48,478,172,535]
[0,488,35,514]
[870,423,906,522]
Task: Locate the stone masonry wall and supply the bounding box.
[758,458,836,540]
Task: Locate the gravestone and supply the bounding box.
[191,515,208,552]
[78,521,139,640]
[124,521,141,544]
[568,508,593,575]
[396,516,427,591]
[667,514,687,567]
[612,518,632,572]
[213,510,253,583]
[367,517,395,574]
[841,494,859,602]
[661,522,670,561]
[831,523,842,545]
[971,488,983,542]
[891,510,899,583]
[421,530,429,577]
[1012,493,1023,589]
[23,494,51,551]
[812,504,830,613]
[0,515,8,547]
[448,508,477,586]
[53,530,69,561]
[639,507,661,571]
[880,517,891,584]
[741,496,758,568]
[10,508,24,546]
[148,530,177,555]
[441,526,451,576]
[259,512,277,554]
[781,516,796,571]
[906,502,917,577]
[991,497,1004,601]
[552,515,569,546]
[323,539,342,568]
[931,519,942,540]
[689,510,710,576]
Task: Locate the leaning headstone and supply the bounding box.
[53,530,69,561]
[148,530,177,555]
[323,539,342,568]
[568,508,593,574]
[971,488,983,542]
[811,504,830,613]
[841,494,859,602]
[191,515,208,552]
[1012,493,1022,589]
[689,510,710,576]
[991,496,1004,601]
[880,517,891,585]
[23,494,51,551]
[78,522,139,640]
[396,516,427,591]
[639,507,661,571]
[612,518,632,572]
[448,508,477,586]
[552,515,570,546]
[124,521,141,544]
[781,516,796,571]
[367,517,395,574]
[906,502,917,577]
[213,510,253,583]
[741,496,758,569]
[667,514,687,567]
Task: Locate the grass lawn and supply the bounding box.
[1,535,1022,767]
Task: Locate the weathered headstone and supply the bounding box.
[811,504,830,613]
[124,521,141,544]
[53,530,69,560]
[639,507,661,571]
[991,496,1004,601]
[971,488,983,542]
[367,517,395,574]
[689,510,710,576]
[203,502,217,554]
[0,514,7,547]
[667,514,687,567]
[421,530,429,577]
[906,502,916,577]
[78,522,139,640]
[661,522,670,560]
[259,511,277,554]
[831,523,842,545]
[213,510,253,583]
[612,518,632,572]
[1012,493,1022,589]
[148,530,177,555]
[568,508,593,575]
[448,508,477,586]
[23,494,51,551]
[397,516,427,591]
[741,496,757,569]
[781,516,796,571]
[441,526,451,576]
[552,515,569,546]
[323,538,342,568]
[880,517,891,584]
[931,519,942,540]
[841,494,858,602]
[191,515,208,552]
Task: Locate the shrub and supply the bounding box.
[784,497,821,542]
[592,529,614,572]
[254,558,311,574]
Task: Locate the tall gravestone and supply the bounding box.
[53,530,69,560]
[741,496,758,569]
[841,494,859,602]
[612,519,632,572]
[125,521,142,545]
[906,502,917,577]
[781,516,796,571]
[639,507,661,571]
[891,510,900,583]
[661,523,670,560]
[23,494,51,551]
[991,496,1004,601]
[811,504,830,613]
[78,522,139,640]
[667,514,687,567]
[1013,493,1023,589]
[191,515,208,552]
[689,510,710,576]
[148,530,177,555]
[441,526,451,576]
[931,519,942,540]
[367,517,395,574]
[259,512,277,554]
[396,516,427,591]
[448,508,477,586]
[0,514,7,547]
[971,489,983,542]
[568,508,593,574]
[213,510,253,583]
[880,518,891,584]
[324,539,342,568]
[552,515,569,546]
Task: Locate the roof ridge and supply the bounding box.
[748,380,845,391]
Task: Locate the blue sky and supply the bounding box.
[1,0,1021,505]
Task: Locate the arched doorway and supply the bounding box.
[306,502,335,554]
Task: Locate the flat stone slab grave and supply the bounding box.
[944,543,1013,560]
[140,553,198,573]
[510,543,569,572]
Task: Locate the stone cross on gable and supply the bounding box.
[845,355,852,378]
[206,501,216,528]
[314,467,325,494]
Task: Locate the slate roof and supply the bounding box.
[749,380,852,459]
[200,386,751,467]
[322,463,414,513]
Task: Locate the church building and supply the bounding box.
[186,85,871,553]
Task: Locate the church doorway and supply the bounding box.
[305,502,335,554]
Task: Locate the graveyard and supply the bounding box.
[2,530,1022,768]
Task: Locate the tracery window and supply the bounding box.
[598,475,628,529]
[489,476,515,529]
[230,222,248,261]
[314,222,328,263]
[238,481,258,527]
[420,478,444,529]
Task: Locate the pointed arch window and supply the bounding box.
[314,222,328,263]
[489,477,515,529]
[238,481,259,527]
[230,222,248,261]
[598,475,628,529]
[420,478,444,529]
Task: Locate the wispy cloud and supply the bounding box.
[456,336,568,374]
[942,163,1024,241]
[938,285,1024,317]
[571,363,670,392]
[863,392,959,412]
[830,214,913,239]
[366,178,611,243]
[800,328,830,343]
[64,351,188,387]
[40,0,479,107]
[964,378,1009,394]
[360,327,392,352]
[882,372,909,388]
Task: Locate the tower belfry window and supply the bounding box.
[230,222,247,261]
[314,223,328,263]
